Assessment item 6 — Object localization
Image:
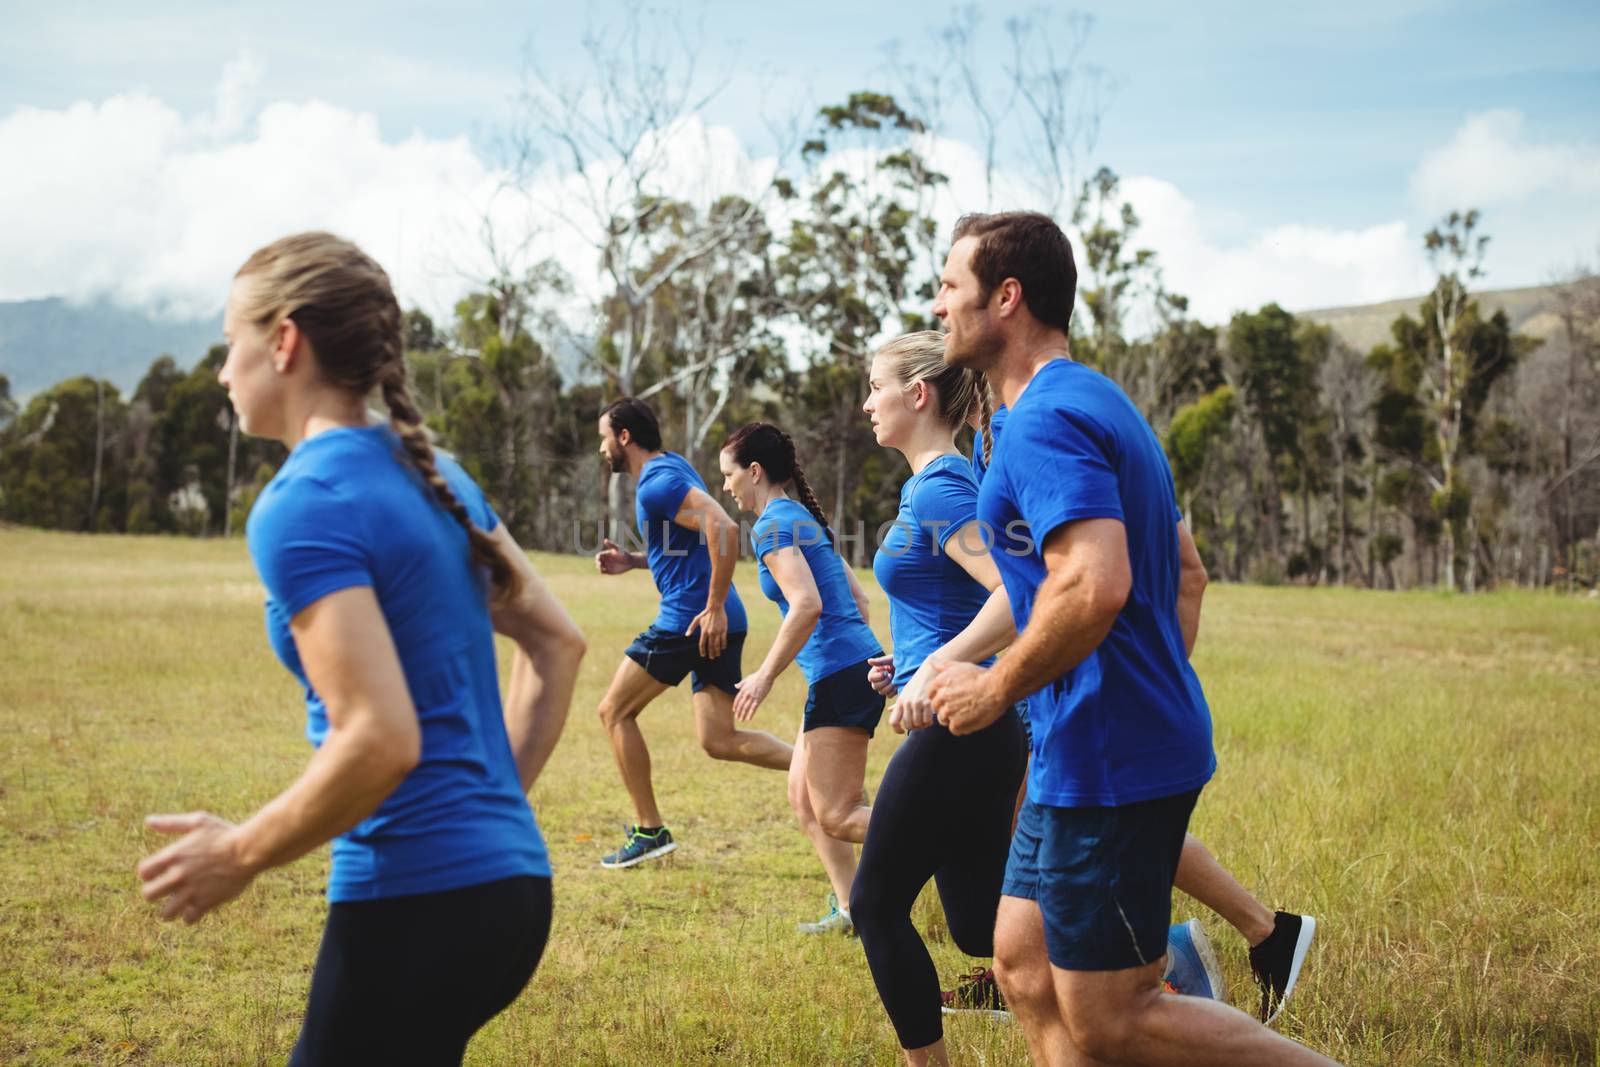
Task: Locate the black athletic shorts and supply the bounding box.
[804,659,886,736]
[625,625,745,694]
[290,875,552,1066]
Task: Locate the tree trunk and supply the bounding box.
[223,409,239,537]
[88,379,105,531]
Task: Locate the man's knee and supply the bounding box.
[992,925,1051,1008]
[1062,1001,1138,1062]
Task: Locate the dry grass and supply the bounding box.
[1,528,1596,1065]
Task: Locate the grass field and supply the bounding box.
[1,526,1597,1066]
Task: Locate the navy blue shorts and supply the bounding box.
[804,659,885,736]
[1015,696,1033,749]
[624,625,745,694]
[1002,788,1200,971]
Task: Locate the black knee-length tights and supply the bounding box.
[850,709,1027,1050]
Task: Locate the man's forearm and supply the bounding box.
[989,566,1118,707]
[1177,581,1202,657]
[704,518,737,610]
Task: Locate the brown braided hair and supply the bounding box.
[722,422,832,545]
[234,231,519,598]
[976,371,995,465]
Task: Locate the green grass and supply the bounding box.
[1,527,1597,1065]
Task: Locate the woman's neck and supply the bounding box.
[281,385,369,450]
[756,483,792,514]
[896,421,961,475]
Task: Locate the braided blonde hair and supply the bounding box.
[234,232,518,598]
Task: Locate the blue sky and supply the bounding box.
[2,0,1597,322]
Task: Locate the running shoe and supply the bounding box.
[796,891,855,936]
[599,825,677,869]
[940,967,1011,1019]
[1163,919,1225,1000]
[1249,911,1317,1025]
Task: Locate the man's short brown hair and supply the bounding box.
[951,211,1077,332]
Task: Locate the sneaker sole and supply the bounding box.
[940,1007,1013,1021]
[599,841,678,869]
[1187,920,1227,1002]
[1264,915,1316,1026]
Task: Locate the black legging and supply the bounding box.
[850,710,1027,1050]
[289,875,553,1066]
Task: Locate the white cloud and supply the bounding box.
[1411,109,1600,213]
[6,67,1595,344]
[1408,110,1600,290]
[1121,177,1434,320]
[0,80,506,321]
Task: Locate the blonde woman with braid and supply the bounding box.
[719,423,884,934]
[136,232,586,1066]
[851,332,1028,1065]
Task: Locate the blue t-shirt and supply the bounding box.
[873,455,993,691]
[970,405,1009,484]
[634,452,747,634]
[751,498,882,684]
[978,360,1214,807]
[247,425,550,902]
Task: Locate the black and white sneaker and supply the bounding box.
[600,825,677,868]
[1249,911,1316,1025]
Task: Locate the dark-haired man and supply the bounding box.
[593,398,794,868]
[928,213,1336,1066]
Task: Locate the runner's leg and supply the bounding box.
[596,657,672,827]
[789,723,857,904]
[692,685,793,769]
[803,725,872,844]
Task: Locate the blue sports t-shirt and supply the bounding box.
[873,455,993,691]
[970,405,1009,484]
[978,359,1215,807]
[247,425,550,902]
[751,498,882,684]
[634,452,747,634]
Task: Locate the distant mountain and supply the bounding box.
[2,283,1568,404]
[0,297,598,401]
[1301,283,1567,353]
[0,298,222,399]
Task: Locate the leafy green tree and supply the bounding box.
[774,91,947,552]
[0,376,127,531]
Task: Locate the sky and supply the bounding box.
[1,0,1597,327]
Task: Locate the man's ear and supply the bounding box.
[995,278,1024,319]
[616,427,631,449]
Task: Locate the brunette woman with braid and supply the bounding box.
[719,423,884,934]
[136,232,586,1066]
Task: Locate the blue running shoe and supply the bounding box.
[600,825,677,868]
[796,891,855,936]
[1164,919,1225,1000]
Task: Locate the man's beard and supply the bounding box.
[605,447,627,473]
[943,322,1003,371]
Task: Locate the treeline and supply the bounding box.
[3,6,1598,591]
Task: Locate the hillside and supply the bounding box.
[0,284,1572,403]
[0,298,221,399]
[1301,283,1567,352]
